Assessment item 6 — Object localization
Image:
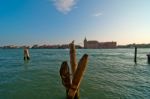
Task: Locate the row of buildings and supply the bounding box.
[2,45,30,49]
[84,38,117,49]
[31,44,82,49]
[0,38,117,49]
[0,44,82,49]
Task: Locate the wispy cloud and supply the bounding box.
[52,0,77,14]
[93,12,103,17]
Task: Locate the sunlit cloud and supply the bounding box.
[52,0,77,14]
[92,12,103,17]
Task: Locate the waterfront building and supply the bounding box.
[84,38,117,49]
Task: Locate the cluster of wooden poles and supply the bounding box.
[59,41,88,99]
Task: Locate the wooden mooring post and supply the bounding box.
[24,47,30,61]
[60,41,88,99]
[147,54,150,64]
[60,61,71,96]
[134,46,137,63]
[69,41,79,99]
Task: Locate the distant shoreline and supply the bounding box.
[1,47,150,49]
[0,43,150,49]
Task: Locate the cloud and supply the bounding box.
[52,0,77,14]
[93,12,103,17]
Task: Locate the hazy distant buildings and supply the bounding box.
[84,38,117,49]
[0,38,117,49]
[3,45,19,49]
[31,44,82,49]
[2,45,30,49]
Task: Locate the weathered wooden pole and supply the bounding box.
[60,61,71,97]
[69,41,77,74]
[147,54,150,64]
[69,41,79,99]
[24,47,30,60]
[68,54,88,99]
[134,46,137,63]
[60,41,88,99]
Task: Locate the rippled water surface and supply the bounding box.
[0,48,150,99]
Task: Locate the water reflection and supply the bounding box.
[23,60,29,71]
[134,63,137,66]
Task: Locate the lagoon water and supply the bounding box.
[0,48,150,99]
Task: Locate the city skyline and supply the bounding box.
[0,0,150,46]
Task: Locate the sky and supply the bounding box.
[0,0,150,46]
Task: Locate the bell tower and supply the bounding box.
[84,37,87,48]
